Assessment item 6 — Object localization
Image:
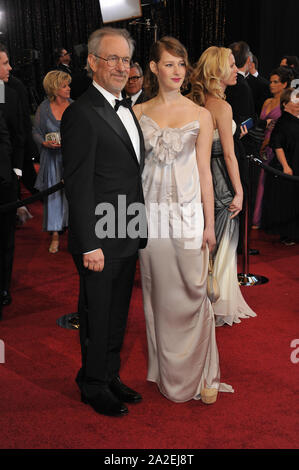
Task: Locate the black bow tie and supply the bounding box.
[114,97,132,111]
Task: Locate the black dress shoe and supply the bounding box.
[2,291,12,306]
[109,376,142,404]
[81,387,128,417]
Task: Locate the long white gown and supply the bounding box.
[138,114,233,402]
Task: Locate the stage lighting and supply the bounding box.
[99,0,142,24]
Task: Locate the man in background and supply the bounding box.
[54,47,72,76]
[0,43,24,313]
[247,54,271,117]
[123,62,147,105]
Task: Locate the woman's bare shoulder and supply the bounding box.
[133,98,155,119]
[182,96,211,119]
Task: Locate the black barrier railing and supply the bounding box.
[249,155,299,182]
[0,179,80,329]
[238,153,299,287]
[0,181,64,213]
[1,156,299,215]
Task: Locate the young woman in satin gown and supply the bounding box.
[189,46,256,327]
[133,37,233,404]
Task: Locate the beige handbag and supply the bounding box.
[207,255,220,303]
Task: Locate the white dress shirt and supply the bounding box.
[128,89,143,107]
[238,70,249,79]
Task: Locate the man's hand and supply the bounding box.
[43,141,61,149]
[240,124,248,138]
[83,248,104,272]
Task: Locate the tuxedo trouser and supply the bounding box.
[0,174,18,292]
[72,252,137,397]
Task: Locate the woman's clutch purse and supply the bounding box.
[45,132,61,144]
[207,254,220,303]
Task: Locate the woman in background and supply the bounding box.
[189,46,256,327]
[33,70,71,253]
[252,67,292,228]
[263,88,299,245]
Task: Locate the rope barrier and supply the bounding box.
[247,154,299,182]
[0,154,298,214]
[0,181,64,213]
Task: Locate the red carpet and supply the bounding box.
[0,196,298,450]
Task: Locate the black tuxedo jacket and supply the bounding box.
[61,85,147,258]
[0,110,12,185]
[247,74,271,117]
[0,84,25,171]
[133,90,148,105]
[122,89,148,106]
[8,75,38,159]
[56,63,72,76]
[226,73,256,127]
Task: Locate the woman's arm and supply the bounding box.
[275,148,293,175]
[196,107,216,253]
[32,101,60,150]
[215,101,243,218]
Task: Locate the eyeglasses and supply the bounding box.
[61,52,71,57]
[92,53,131,68]
[128,75,142,82]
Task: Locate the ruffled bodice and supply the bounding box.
[139,114,201,205]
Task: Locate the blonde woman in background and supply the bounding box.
[33,70,72,253]
[189,46,256,326]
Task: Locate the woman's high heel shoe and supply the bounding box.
[200,387,218,404]
[49,238,59,253]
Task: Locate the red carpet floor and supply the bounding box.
[0,197,298,450]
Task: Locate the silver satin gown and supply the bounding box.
[211,123,256,326]
[139,114,233,403]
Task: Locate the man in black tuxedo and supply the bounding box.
[226,42,257,158]
[0,110,12,320]
[54,47,72,76]
[0,110,11,184]
[226,41,260,254]
[8,75,38,195]
[247,55,271,117]
[280,55,299,79]
[0,44,24,311]
[123,62,147,106]
[61,27,147,417]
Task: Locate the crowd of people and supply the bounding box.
[0,28,299,416]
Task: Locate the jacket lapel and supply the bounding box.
[87,86,140,167]
[129,106,145,171]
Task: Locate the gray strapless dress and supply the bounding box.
[139,114,233,402]
[211,123,256,326]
